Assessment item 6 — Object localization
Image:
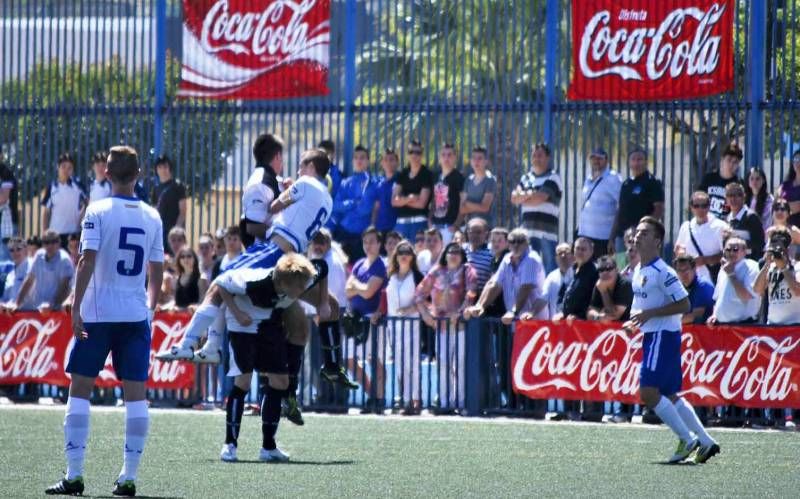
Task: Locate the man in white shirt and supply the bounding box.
[41,153,88,247]
[708,236,761,324]
[577,147,622,259]
[674,191,728,283]
[12,229,74,313]
[45,145,164,497]
[88,151,112,203]
[542,243,574,318]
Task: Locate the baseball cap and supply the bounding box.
[590,147,608,158]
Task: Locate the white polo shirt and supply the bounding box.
[578,168,622,240]
[674,215,729,282]
[41,178,87,234]
[712,258,761,323]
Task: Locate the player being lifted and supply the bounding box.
[215,253,325,462]
[46,146,164,496]
[623,216,720,464]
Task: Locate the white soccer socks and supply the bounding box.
[674,397,715,446]
[120,400,149,482]
[653,396,693,443]
[203,309,227,353]
[179,303,220,349]
[64,397,91,480]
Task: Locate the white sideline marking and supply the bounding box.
[0,403,789,435]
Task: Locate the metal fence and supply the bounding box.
[2,0,800,243]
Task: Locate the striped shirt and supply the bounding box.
[466,245,494,289]
[577,168,622,240]
[518,168,562,242]
[493,250,546,317]
[41,178,87,235]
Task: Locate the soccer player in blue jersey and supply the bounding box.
[46,146,164,496]
[623,216,719,464]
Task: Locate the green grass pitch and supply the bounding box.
[1,406,798,498]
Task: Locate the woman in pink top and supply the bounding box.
[415,242,477,411]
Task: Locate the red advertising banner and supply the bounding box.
[511,320,800,408]
[568,0,734,101]
[0,311,195,389]
[178,0,331,99]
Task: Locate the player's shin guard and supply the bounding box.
[63,397,91,480]
[318,321,342,370]
[286,343,305,397]
[180,303,220,349]
[261,386,286,450]
[653,396,693,442]
[674,397,715,446]
[120,400,149,482]
[225,386,248,447]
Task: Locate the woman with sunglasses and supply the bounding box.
[170,248,207,313]
[745,167,773,230]
[766,198,800,258]
[415,242,478,412]
[386,240,424,415]
[777,151,800,227]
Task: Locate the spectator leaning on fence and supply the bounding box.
[707,236,761,325]
[457,145,497,227]
[42,152,88,248]
[745,167,773,232]
[511,143,562,273]
[586,255,633,323]
[333,145,378,262]
[88,151,112,203]
[429,143,465,247]
[554,237,598,321]
[697,143,743,219]
[674,191,728,284]
[577,147,622,260]
[1,237,33,310]
[392,140,433,242]
[151,155,187,252]
[11,229,74,313]
[753,228,800,325]
[609,148,664,255]
[777,150,800,228]
[725,182,765,261]
[542,242,575,319]
[465,218,493,289]
[673,254,716,325]
[371,148,399,233]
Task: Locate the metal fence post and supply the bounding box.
[342,0,358,175]
[747,0,766,166]
[153,0,167,159]
[543,0,559,146]
[464,318,487,416]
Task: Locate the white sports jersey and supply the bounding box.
[213,268,282,333]
[630,258,688,333]
[79,195,164,322]
[241,167,281,240]
[268,175,332,253]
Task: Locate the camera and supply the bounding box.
[768,246,784,259]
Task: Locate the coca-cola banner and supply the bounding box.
[0,312,195,389]
[567,0,734,101]
[512,320,800,408]
[178,0,331,99]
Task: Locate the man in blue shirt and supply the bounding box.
[673,254,715,324]
[371,148,399,233]
[332,146,377,262]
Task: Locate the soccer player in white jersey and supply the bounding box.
[46,146,164,497]
[623,216,719,464]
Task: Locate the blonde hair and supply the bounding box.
[274,253,316,288]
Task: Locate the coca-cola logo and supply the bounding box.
[513,326,800,404]
[579,4,726,81]
[0,318,61,379]
[149,319,190,383]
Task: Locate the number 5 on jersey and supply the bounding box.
[118,226,145,276]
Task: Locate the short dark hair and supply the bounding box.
[154,154,173,171]
[384,230,402,242]
[472,145,487,155]
[424,227,443,241]
[382,148,398,160]
[596,255,617,269]
[107,145,140,184]
[769,228,792,249]
[438,241,467,267]
[68,232,81,242]
[673,254,696,267]
[253,133,284,166]
[317,139,335,154]
[628,147,648,160]
[224,225,241,238]
[91,151,108,165]
[354,144,370,157]
[408,140,422,151]
[300,148,331,178]
[723,143,744,160]
[27,235,42,248]
[361,226,383,243]
[533,143,551,156]
[58,152,76,167]
[639,216,665,243]
[441,142,455,151]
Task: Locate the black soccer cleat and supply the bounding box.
[45,476,84,496]
[320,366,360,390]
[112,479,136,496]
[282,396,305,426]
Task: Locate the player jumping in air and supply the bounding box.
[623,216,720,464]
[46,146,164,496]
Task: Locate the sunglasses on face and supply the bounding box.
[597,266,616,272]
[724,246,742,253]
[396,248,414,256]
[179,254,194,260]
[774,205,789,212]
[508,238,526,245]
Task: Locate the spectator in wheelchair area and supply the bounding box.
[707,236,761,325]
[344,226,387,414]
[586,255,633,323]
[672,254,716,325]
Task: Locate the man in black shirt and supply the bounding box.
[150,155,187,252]
[724,182,765,261]
[587,255,633,322]
[392,140,434,241]
[429,143,464,245]
[554,237,598,320]
[609,149,664,254]
[697,143,743,219]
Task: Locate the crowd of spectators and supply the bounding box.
[2,139,800,424]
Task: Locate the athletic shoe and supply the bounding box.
[45,476,84,495]
[193,347,221,364]
[259,447,290,462]
[692,442,721,464]
[668,438,699,463]
[112,479,136,496]
[320,366,359,390]
[283,396,305,426]
[220,443,238,462]
[785,420,796,429]
[155,344,195,361]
